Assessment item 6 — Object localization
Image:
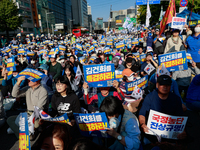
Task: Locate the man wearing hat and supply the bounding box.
[112,57,125,71]
[139,75,185,143]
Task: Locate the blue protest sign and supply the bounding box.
[73,112,110,138]
[83,64,115,87]
[16,68,46,82]
[140,54,146,64]
[115,70,123,82]
[19,113,31,150]
[43,113,70,123]
[6,57,16,71]
[125,75,148,94]
[136,0,160,5]
[158,51,188,72]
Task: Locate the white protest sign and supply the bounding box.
[171,17,186,30]
[147,110,188,139]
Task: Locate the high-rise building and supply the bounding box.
[12,0,34,34]
[71,0,88,27]
[87,4,92,32]
[35,0,72,34]
[96,18,103,30]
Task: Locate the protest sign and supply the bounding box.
[18,48,26,55]
[106,41,113,47]
[186,53,192,63]
[147,110,188,139]
[87,46,95,54]
[125,75,148,94]
[59,45,66,51]
[48,48,57,58]
[158,51,188,72]
[115,70,123,82]
[74,112,110,138]
[43,113,70,123]
[104,47,112,54]
[27,51,35,57]
[140,54,146,64]
[171,17,186,30]
[6,57,16,71]
[132,52,140,59]
[132,40,139,45]
[115,42,125,50]
[83,64,115,87]
[16,68,46,82]
[19,113,31,150]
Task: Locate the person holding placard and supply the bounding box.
[139,75,186,144]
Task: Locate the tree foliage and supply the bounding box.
[137,0,200,25]
[0,0,23,39]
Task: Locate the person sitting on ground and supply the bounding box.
[99,96,141,150]
[139,75,186,145]
[7,75,48,140]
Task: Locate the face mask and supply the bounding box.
[13,74,17,77]
[153,56,157,60]
[31,60,35,64]
[61,59,65,63]
[109,117,120,130]
[127,75,134,81]
[194,27,200,33]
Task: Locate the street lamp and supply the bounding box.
[69,19,75,34]
[45,10,54,36]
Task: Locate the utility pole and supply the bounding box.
[108,5,112,32]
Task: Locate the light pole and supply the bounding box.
[69,19,75,33]
[45,10,54,36]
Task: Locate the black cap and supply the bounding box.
[157,75,172,85]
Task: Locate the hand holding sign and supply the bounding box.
[17,76,26,86]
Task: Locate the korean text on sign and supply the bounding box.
[125,75,148,94]
[158,51,188,72]
[19,113,31,150]
[43,113,70,123]
[147,110,188,139]
[83,64,115,87]
[73,112,110,138]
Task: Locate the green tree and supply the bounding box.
[137,1,170,25]
[175,0,200,14]
[0,0,23,40]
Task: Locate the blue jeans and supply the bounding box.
[186,101,200,112]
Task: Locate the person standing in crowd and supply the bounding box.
[186,74,200,112]
[185,24,200,69]
[1,35,7,47]
[10,37,18,45]
[153,29,164,55]
[164,29,186,53]
[46,55,62,80]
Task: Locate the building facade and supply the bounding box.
[96,18,103,30]
[71,0,88,27]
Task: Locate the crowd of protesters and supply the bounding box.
[0,23,200,150]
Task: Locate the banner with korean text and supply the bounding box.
[83,64,115,87]
[43,113,70,123]
[125,75,148,94]
[140,54,146,64]
[158,51,188,72]
[19,113,31,150]
[171,17,186,30]
[73,112,110,138]
[186,53,192,63]
[16,68,46,82]
[6,57,16,71]
[115,70,123,82]
[147,110,188,139]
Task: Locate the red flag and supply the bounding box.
[160,0,176,36]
